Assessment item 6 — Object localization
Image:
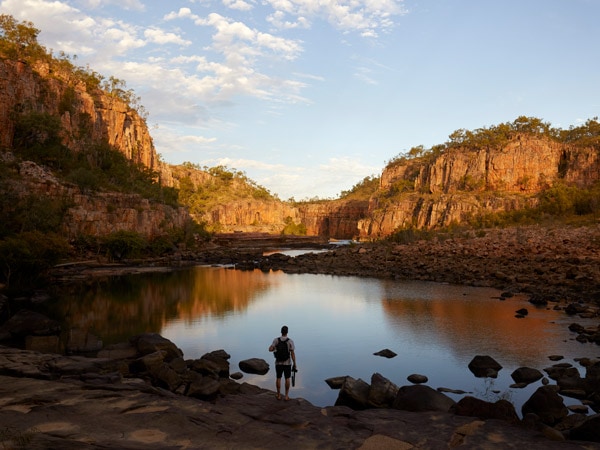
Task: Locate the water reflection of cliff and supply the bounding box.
[52,267,276,345]
[379,280,567,367]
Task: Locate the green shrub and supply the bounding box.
[388,226,435,244]
[148,234,176,256]
[66,167,100,192]
[14,195,69,233]
[0,231,70,286]
[102,230,147,261]
[281,217,307,235]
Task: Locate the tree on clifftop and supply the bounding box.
[0,14,46,60]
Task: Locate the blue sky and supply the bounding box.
[1,0,598,200]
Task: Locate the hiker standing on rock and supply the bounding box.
[269,325,297,401]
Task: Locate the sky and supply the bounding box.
[1,0,599,200]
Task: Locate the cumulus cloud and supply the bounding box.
[222,0,254,11]
[144,28,191,46]
[263,0,406,36]
[163,10,306,103]
[79,0,145,10]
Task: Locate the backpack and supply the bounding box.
[274,338,290,362]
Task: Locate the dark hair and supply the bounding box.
[281,325,288,335]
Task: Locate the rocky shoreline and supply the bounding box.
[207,224,600,304]
[1,333,600,449]
[2,223,600,448]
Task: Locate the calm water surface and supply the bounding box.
[51,265,600,412]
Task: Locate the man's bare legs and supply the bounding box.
[284,377,290,400]
[275,377,290,400]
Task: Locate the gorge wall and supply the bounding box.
[0,57,189,239]
[2,57,599,242]
[359,136,600,238]
[0,59,159,170]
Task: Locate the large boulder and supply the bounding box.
[544,365,585,391]
[367,373,399,408]
[130,333,183,361]
[0,310,61,341]
[407,374,428,384]
[511,367,543,385]
[453,396,519,423]
[393,385,455,412]
[585,361,600,394]
[325,376,348,389]
[200,350,231,378]
[335,377,371,410]
[239,358,269,375]
[186,373,221,399]
[191,357,226,378]
[569,414,600,442]
[373,349,397,358]
[150,363,183,392]
[132,350,167,374]
[521,385,568,425]
[468,355,502,378]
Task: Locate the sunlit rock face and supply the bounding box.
[2,58,599,240]
[0,59,159,170]
[359,135,600,238]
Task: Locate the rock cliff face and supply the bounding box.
[3,154,190,238]
[0,58,187,238]
[414,135,597,194]
[298,200,369,238]
[206,200,299,234]
[3,57,598,241]
[359,136,600,238]
[0,59,158,170]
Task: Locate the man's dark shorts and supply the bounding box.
[276,364,292,379]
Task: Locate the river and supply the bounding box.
[47,263,600,412]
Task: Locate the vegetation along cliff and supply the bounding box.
[1,15,600,286]
[360,117,600,239]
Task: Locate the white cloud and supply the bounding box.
[78,0,145,10]
[144,28,191,46]
[164,7,194,21]
[263,0,406,35]
[266,10,309,29]
[222,0,254,11]
[163,11,306,103]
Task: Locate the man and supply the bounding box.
[268,325,297,401]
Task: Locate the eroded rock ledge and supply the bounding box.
[2,337,600,450]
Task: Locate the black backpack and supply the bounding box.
[274,338,290,362]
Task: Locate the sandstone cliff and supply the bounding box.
[0,59,158,170]
[3,54,599,243]
[0,57,192,238]
[359,134,600,238]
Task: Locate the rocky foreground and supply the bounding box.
[1,334,600,450]
[2,224,600,449]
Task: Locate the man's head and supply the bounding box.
[281,325,288,335]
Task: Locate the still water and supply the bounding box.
[50,265,600,412]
